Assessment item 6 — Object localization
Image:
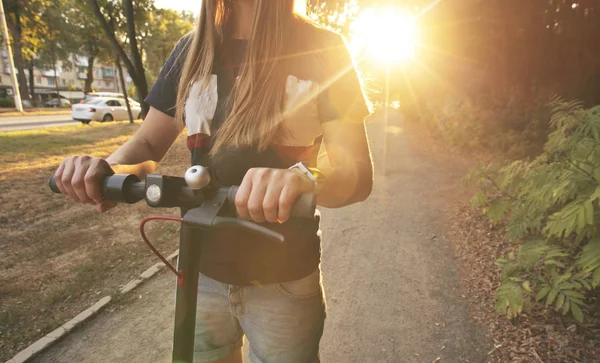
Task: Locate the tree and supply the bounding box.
[90,0,150,116]
[2,0,49,101]
[416,0,600,102]
[62,0,111,94]
[35,0,72,102]
[308,0,359,35]
[143,8,193,79]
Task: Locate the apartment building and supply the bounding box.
[0,51,131,104]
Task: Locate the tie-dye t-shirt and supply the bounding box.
[145,20,369,286]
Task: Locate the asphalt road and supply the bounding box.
[0,114,78,132]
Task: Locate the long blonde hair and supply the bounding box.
[176,0,306,154]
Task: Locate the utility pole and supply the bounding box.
[0,0,23,112]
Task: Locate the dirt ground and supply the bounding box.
[0,123,190,361]
[29,112,492,363]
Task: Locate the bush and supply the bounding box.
[0,98,16,108]
[467,101,600,322]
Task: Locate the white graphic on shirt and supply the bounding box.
[185,74,217,136]
[184,74,322,146]
[285,76,314,106]
[281,75,321,146]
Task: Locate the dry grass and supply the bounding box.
[0,122,189,361]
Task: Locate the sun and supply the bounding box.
[350,8,418,63]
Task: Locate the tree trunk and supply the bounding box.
[123,0,148,116]
[51,46,61,106]
[6,8,30,100]
[27,60,35,105]
[116,54,134,123]
[85,54,95,94]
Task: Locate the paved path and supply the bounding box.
[31,113,490,363]
[0,115,77,132]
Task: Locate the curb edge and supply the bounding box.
[6,249,180,363]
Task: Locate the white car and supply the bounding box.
[72,97,142,124]
[44,98,72,108]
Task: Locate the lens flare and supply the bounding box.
[350,8,418,63]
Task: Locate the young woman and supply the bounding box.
[53,0,372,362]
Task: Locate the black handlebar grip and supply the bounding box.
[48,175,60,193]
[48,174,144,204]
[227,186,316,219]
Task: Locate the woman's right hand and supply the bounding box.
[53,156,117,213]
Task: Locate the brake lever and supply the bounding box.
[212,217,284,243]
[182,187,286,244]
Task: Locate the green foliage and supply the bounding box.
[307,0,359,35]
[470,101,600,322]
[2,0,51,61]
[143,8,194,80]
[0,98,16,108]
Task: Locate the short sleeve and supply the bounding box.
[144,35,192,117]
[317,32,370,123]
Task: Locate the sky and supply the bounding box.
[154,0,200,13]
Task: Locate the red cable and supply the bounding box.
[139,216,183,278]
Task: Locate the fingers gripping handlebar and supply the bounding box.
[48,166,316,243]
[48,174,315,218]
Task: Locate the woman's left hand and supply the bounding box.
[235,168,314,224]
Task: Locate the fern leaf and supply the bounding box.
[546,248,569,259]
[544,259,566,268]
[535,285,550,301]
[584,200,594,226]
[518,240,548,268]
[580,279,592,290]
[545,198,587,238]
[556,271,573,284]
[496,282,524,319]
[577,204,587,230]
[571,302,584,323]
[563,299,571,315]
[546,288,559,306]
[501,261,520,282]
[578,238,600,272]
[556,293,566,309]
[485,199,511,223]
[562,290,585,300]
[593,267,600,288]
[470,190,488,208]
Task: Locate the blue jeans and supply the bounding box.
[193,268,326,363]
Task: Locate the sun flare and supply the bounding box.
[350,8,418,63]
